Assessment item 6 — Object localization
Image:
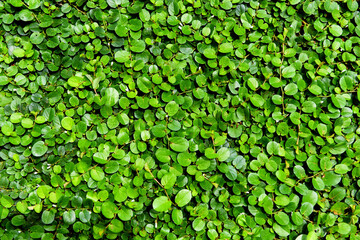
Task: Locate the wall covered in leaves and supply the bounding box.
[1,0,360,239]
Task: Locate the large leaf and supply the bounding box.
[169,137,189,152]
[153,196,171,212]
[175,189,192,207]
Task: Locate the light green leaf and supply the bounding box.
[115,50,130,63]
[169,137,189,152]
[153,196,171,212]
[250,94,264,107]
[103,88,119,106]
[329,25,343,37]
[32,141,48,157]
[165,101,179,116]
[172,209,183,225]
[41,210,55,224]
[130,39,146,53]
[68,76,85,88]
[61,117,74,130]
[282,66,296,78]
[203,48,217,59]
[91,167,105,181]
[29,0,41,9]
[192,217,205,231]
[175,189,192,207]
[219,43,233,53]
[63,210,76,224]
[102,201,118,219]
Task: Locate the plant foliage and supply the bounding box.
[0,0,360,239]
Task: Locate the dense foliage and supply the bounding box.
[1,0,360,239]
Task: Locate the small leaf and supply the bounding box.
[302,101,316,113]
[165,101,179,116]
[41,210,55,225]
[63,210,76,224]
[115,50,130,63]
[175,189,192,207]
[91,167,105,181]
[172,209,183,225]
[169,137,189,152]
[32,141,48,157]
[329,25,343,37]
[250,94,265,107]
[192,217,205,231]
[102,201,118,219]
[61,117,74,130]
[68,76,85,88]
[282,66,296,78]
[153,196,171,212]
[219,43,233,53]
[103,88,119,107]
[203,48,217,59]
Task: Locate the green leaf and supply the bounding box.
[41,210,55,224]
[11,215,25,226]
[329,187,346,202]
[108,219,123,233]
[61,117,74,130]
[219,43,233,53]
[13,48,25,58]
[273,223,290,237]
[1,196,14,208]
[267,141,279,155]
[63,210,76,224]
[250,94,265,107]
[16,201,28,214]
[192,217,205,231]
[130,39,146,53]
[337,222,351,235]
[115,50,130,63]
[175,189,192,207]
[155,148,173,163]
[274,212,290,225]
[18,9,34,21]
[203,48,217,59]
[165,101,179,116]
[308,84,322,95]
[91,167,105,181]
[32,141,48,157]
[284,83,298,95]
[172,209,183,225]
[247,78,259,90]
[282,66,296,78]
[302,101,316,113]
[153,196,171,212]
[169,137,189,152]
[137,77,152,93]
[329,25,343,37]
[217,147,230,161]
[330,143,347,155]
[103,88,119,106]
[28,0,41,9]
[68,76,85,88]
[331,95,346,108]
[151,124,167,138]
[300,202,314,216]
[113,186,127,203]
[102,201,118,219]
[37,185,51,199]
[334,164,350,174]
[303,0,317,15]
[323,171,342,186]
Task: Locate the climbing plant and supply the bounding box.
[1,0,360,239]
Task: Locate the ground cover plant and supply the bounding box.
[0,0,360,239]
